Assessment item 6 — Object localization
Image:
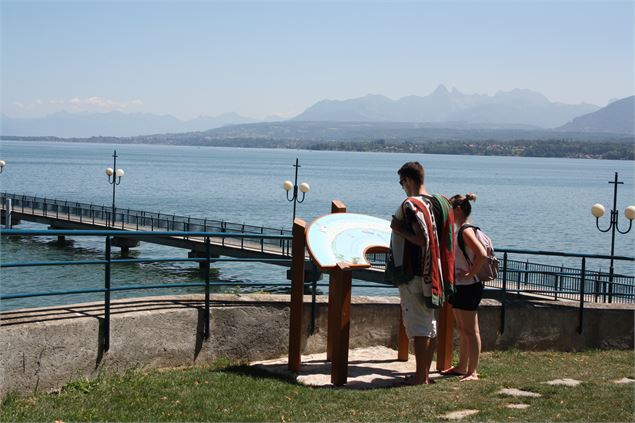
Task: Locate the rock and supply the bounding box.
[506,403,530,409]
[498,388,542,397]
[545,378,581,386]
[439,410,480,420]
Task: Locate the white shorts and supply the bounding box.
[398,276,437,338]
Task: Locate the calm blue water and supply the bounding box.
[1,140,633,310]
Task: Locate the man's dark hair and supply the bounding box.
[398,161,425,186]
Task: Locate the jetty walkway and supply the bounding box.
[0,192,383,282]
[2,192,633,299]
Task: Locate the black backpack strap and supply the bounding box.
[457,224,479,266]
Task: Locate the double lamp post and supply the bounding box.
[282,158,310,223]
[591,172,635,302]
[105,150,125,228]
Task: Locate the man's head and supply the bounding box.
[397,161,425,191]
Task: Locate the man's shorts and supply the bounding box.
[398,276,437,338]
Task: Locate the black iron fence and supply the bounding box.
[495,257,634,304]
[367,249,634,304]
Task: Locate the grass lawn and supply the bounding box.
[1,350,633,422]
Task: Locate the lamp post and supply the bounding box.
[591,172,635,303]
[1,160,8,228]
[283,158,310,223]
[105,150,124,228]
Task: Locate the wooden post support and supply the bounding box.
[435,301,454,371]
[288,218,307,372]
[397,309,409,361]
[330,263,352,386]
[327,200,347,362]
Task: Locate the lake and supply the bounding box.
[1,140,633,310]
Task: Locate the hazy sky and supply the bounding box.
[1,0,633,120]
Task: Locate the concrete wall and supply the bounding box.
[1,294,633,397]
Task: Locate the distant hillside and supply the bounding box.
[6,121,630,145]
[5,123,632,160]
[0,111,257,138]
[191,120,629,143]
[557,96,635,134]
[293,85,600,128]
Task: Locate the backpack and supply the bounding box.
[457,224,499,282]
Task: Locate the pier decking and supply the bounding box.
[0,192,386,282]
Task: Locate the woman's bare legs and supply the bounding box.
[441,308,468,375]
[456,309,480,381]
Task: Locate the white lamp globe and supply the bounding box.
[115,169,125,177]
[0,160,6,168]
[299,182,310,193]
[591,203,605,218]
[283,180,293,191]
[105,167,114,176]
[624,205,635,221]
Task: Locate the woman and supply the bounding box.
[441,193,487,381]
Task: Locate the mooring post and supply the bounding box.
[288,218,306,372]
[327,200,346,362]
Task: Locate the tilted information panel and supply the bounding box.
[306,213,390,270]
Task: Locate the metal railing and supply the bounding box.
[367,249,634,305]
[0,228,399,349]
[494,248,634,304]
[494,257,634,304]
[1,230,633,345]
[0,229,296,352]
[0,192,293,256]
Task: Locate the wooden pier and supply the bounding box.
[1,193,387,282]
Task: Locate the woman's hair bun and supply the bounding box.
[465,193,477,202]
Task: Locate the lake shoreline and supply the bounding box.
[2,136,633,160]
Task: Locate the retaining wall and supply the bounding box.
[1,294,633,397]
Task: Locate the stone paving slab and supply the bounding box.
[252,346,440,389]
[439,409,480,420]
[506,403,530,409]
[545,378,581,386]
[498,388,542,398]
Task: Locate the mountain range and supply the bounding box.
[1,86,633,138]
[556,96,634,134]
[292,85,600,128]
[0,111,258,138]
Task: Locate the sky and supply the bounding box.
[1,0,633,120]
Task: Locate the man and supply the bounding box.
[390,161,454,385]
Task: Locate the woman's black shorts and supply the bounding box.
[450,282,484,311]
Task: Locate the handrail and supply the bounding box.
[0,228,289,239]
[2,211,634,343]
[0,228,301,352]
[0,192,291,236]
[498,247,634,262]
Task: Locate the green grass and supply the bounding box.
[1,350,633,422]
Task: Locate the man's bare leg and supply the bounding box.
[412,336,436,384]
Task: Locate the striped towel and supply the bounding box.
[402,195,455,308]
